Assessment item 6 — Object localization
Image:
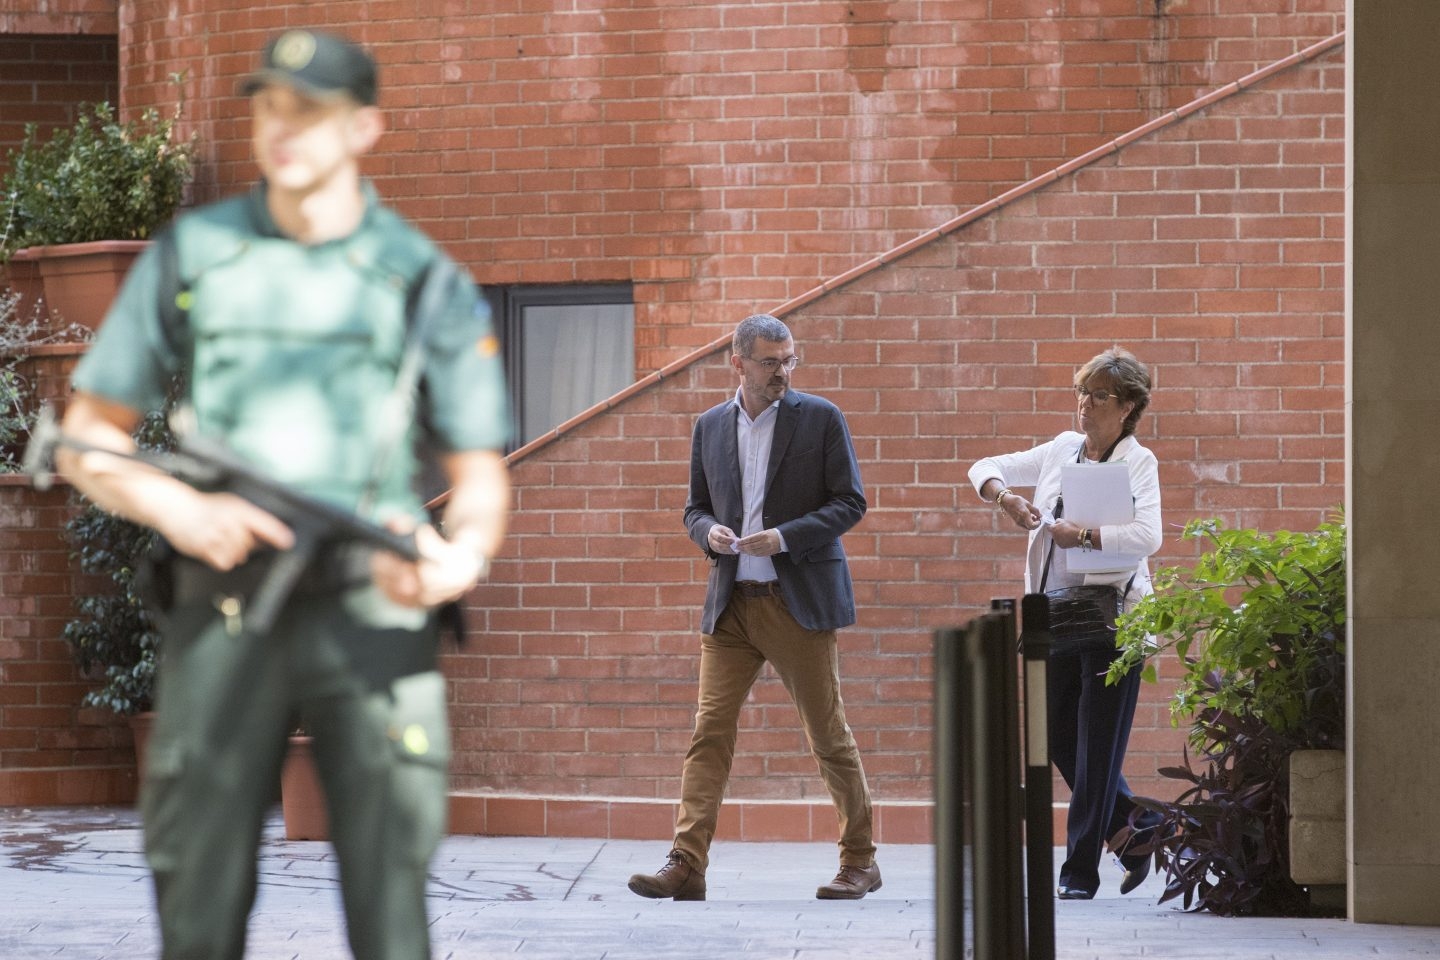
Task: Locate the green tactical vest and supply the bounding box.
[166,188,437,519]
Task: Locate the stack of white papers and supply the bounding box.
[1060,460,1140,573]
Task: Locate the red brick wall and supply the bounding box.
[0,478,136,805]
[0,5,1345,822]
[455,46,1345,806]
[116,0,1343,369]
[0,34,118,177]
[0,345,137,805]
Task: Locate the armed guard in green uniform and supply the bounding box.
[58,31,510,960]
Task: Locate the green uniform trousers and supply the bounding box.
[140,583,449,960]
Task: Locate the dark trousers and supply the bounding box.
[1047,645,1149,893]
[141,585,448,960]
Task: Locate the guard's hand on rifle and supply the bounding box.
[158,489,295,571]
[372,521,487,609]
[53,394,297,572]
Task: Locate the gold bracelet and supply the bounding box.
[992,487,1011,507]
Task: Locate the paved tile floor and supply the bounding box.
[3,806,1439,959]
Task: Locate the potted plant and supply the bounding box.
[63,505,161,717]
[0,284,45,469]
[1109,512,1345,917]
[60,406,178,775]
[58,396,331,837]
[0,292,91,470]
[281,733,330,840]
[2,96,195,330]
[2,288,71,470]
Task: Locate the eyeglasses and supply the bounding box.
[743,355,800,373]
[1075,385,1118,405]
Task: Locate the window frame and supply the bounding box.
[482,282,635,452]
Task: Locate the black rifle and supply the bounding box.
[24,404,421,636]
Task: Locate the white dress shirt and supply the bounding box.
[729,389,786,581]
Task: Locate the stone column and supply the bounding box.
[1348,0,1440,925]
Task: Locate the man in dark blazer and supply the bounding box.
[628,313,880,902]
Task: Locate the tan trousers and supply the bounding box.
[673,591,875,872]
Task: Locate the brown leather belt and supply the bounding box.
[733,580,781,599]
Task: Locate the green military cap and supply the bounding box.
[240,29,378,105]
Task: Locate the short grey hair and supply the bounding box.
[1074,345,1152,437]
[732,314,791,358]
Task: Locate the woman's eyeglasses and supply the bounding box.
[1075,386,1117,404]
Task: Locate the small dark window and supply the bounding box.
[483,284,635,450]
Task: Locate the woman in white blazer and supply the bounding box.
[968,346,1163,900]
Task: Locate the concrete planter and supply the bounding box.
[1289,748,1346,889]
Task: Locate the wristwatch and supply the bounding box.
[1080,528,1095,552]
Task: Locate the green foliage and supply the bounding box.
[1111,513,1346,917]
[63,504,160,716]
[62,407,176,716]
[2,98,195,260]
[1111,514,1346,750]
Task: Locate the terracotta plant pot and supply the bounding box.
[9,240,149,331]
[281,735,331,840]
[127,711,156,786]
[2,256,46,319]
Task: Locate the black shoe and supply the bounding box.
[1118,848,1151,895]
[1115,820,1159,895]
[1056,883,1095,900]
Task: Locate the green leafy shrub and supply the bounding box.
[63,505,160,716]
[2,99,195,260]
[62,407,176,716]
[1110,513,1345,917]
[1111,515,1345,750]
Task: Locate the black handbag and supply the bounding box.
[1043,583,1127,653]
[1036,441,1135,655]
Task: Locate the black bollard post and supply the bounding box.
[1019,593,1056,960]
[966,612,1027,960]
[990,599,1028,955]
[933,625,967,960]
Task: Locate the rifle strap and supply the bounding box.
[155,226,193,365]
[356,255,457,516]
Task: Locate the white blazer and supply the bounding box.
[968,431,1164,602]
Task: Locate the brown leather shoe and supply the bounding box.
[628,849,706,901]
[816,862,883,900]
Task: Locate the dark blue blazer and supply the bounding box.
[684,388,866,634]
